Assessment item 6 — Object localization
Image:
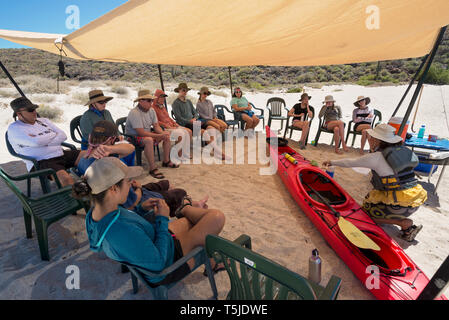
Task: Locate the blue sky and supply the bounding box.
[0,0,128,48]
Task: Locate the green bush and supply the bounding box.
[286,87,303,93]
[422,65,449,84]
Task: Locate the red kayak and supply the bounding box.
[266,126,446,300]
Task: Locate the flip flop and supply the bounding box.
[203,263,226,277]
[149,168,165,179]
[400,224,423,242]
[162,161,180,168]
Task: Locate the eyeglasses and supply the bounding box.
[143,99,154,103]
[201,92,208,95]
[180,89,187,93]
[97,100,108,105]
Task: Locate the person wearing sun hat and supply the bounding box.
[287,92,314,149]
[318,95,348,154]
[352,95,374,155]
[7,96,86,186]
[80,90,115,146]
[196,86,228,133]
[72,156,226,286]
[125,89,180,179]
[151,88,192,160]
[323,123,427,242]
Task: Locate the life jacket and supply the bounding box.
[370,146,419,202]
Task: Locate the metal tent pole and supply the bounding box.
[397,26,447,136]
[157,64,167,110]
[228,66,233,95]
[417,255,449,300]
[391,55,428,118]
[0,60,26,98]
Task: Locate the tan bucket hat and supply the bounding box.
[84,157,143,195]
[198,86,211,96]
[134,89,156,102]
[85,90,113,106]
[366,124,403,144]
[174,82,191,93]
[354,95,371,107]
[323,95,336,104]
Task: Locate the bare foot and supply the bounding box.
[343,146,350,152]
[359,149,365,155]
[335,149,343,155]
[194,195,209,209]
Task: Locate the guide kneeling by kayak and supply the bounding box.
[322,124,427,242]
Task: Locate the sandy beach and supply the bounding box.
[0,81,448,299]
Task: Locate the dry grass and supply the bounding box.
[0,88,20,99]
[70,91,88,105]
[37,104,63,122]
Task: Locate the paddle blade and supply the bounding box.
[338,217,381,251]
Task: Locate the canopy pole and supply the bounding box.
[157,64,167,110]
[397,26,447,136]
[417,255,449,300]
[391,54,428,118]
[0,60,26,98]
[228,67,233,95]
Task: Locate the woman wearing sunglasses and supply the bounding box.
[196,87,228,133]
[230,87,260,137]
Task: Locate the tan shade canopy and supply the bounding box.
[0,0,448,66]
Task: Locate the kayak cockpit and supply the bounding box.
[298,169,347,206]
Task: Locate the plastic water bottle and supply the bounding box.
[418,125,426,139]
[326,166,335,178]
[308,249,322,284]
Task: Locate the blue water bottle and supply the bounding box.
[417,125,426,139]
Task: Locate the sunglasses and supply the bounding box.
[19,107,37,113]
[97,100,108,105]
[142,99,154,103]
[235,90,242,93]
[180,89,187,92]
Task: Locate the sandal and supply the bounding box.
[149,168,165,179]
[203,262,226,277]
[400,224,423,242]
[173,195,192,218]
[162,161,180,168]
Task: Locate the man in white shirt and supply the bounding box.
[125,90,180,180]
[7,97,85,186]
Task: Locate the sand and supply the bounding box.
[0,82,448,300]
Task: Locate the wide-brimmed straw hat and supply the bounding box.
[322,95,336,104]
[198,87,211,96]
[134,89,156,103]
[367,124,403,144]
[84,157,143,195]
[85,90,113,106]
[174,83,191,93]
[354,95,371,107]
[300,92,311,101]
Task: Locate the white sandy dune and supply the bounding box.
[0,82,448,299]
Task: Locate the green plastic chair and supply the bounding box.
[345,109,382,147]
[0,166,87,261]
[311,114,346,147]
[121,246,218,300]
[206,234,342,300]
[267,97,289,133]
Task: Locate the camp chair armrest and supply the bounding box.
[232,234,252,249]
[250,103,264,116]
[8,168,58,182]
[62,142,77,150]
[30,185,73,201]
[317,275,342,300]
[347,120,354,130]
[135,246,205,277]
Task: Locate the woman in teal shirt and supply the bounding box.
[72,157,226,286]
[230,87,260,137]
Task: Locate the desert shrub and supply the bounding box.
[70,91,88,105]
[30,94,56,104]
[286,87,303,93]
[111,86,129,96]
[249,81,264,90]
[37,104,63,122]
[357,75,376,86]
[211,90,228,97]
[422,65,449,84]
[0,88,20,98]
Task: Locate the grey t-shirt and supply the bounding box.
[196,99,216,120]
[125,106,158,136]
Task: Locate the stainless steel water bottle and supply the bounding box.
[308,249,322,284]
